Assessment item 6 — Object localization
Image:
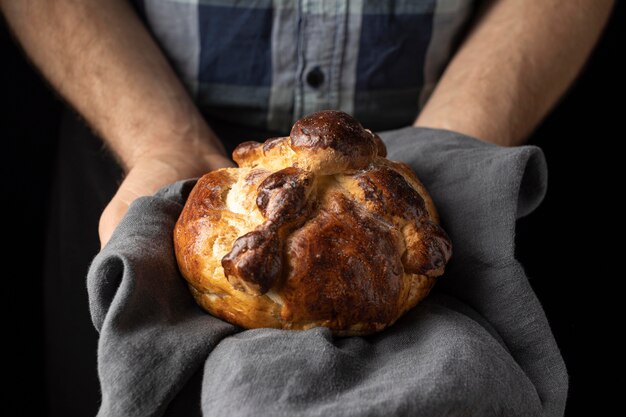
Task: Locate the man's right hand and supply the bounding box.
[99,150,234,248]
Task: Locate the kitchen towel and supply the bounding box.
[88,127,567,417]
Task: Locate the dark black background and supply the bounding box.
[2,3,624,415]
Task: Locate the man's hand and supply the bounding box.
[99,151,234,247]
[1,0,231,247]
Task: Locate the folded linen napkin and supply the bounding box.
[87,127,567,417]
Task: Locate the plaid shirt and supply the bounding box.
[135,0,475,133]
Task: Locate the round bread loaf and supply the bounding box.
[174,111,452,335]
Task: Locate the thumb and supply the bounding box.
[98,171,147,248]
[98,186,137,248]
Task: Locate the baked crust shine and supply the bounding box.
[174,111,452,335]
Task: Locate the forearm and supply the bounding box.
[415,0,613,146]
[1,0,226,170]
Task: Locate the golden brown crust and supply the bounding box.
[174,110,452,335]
[280,193,402,330]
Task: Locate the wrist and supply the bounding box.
[130,149,233,186]
[110,107,229,171]
[414,107,518,147]
[121,129,229,169]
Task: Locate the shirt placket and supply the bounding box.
[294,0,348,122]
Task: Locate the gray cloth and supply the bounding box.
[87,127,568,417]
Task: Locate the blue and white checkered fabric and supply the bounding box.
[135,0,475,133]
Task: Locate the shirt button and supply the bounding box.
[306,67,325,88]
